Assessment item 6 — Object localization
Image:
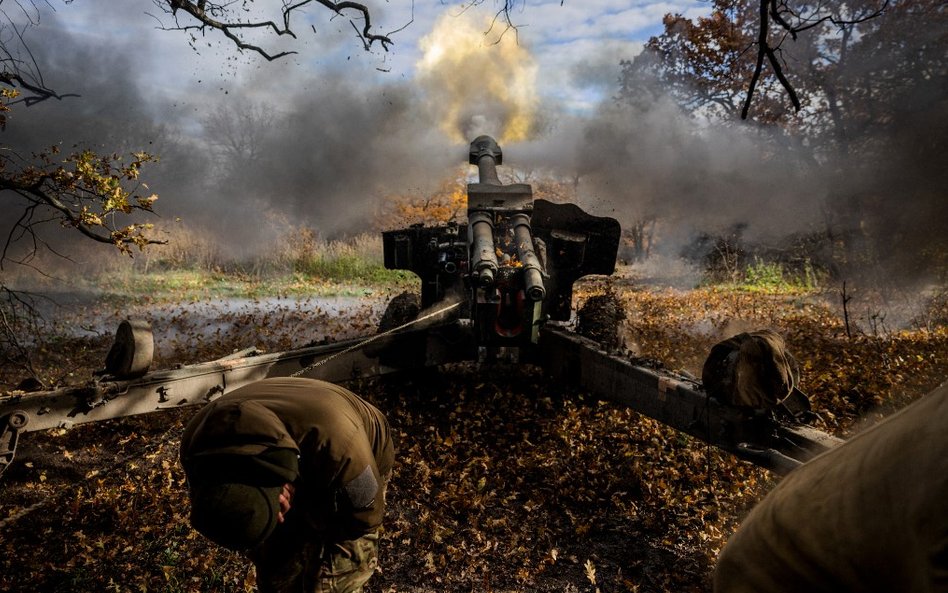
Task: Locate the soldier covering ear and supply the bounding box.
[181,377,394,593]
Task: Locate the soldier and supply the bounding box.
[180,377,394,593]
[714,381,948,593]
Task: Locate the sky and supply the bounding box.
[33,0,711,118]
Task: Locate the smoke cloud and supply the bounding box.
[509,98,827,254]
[416,11,538,143]
[506,17,947,292]
[0,5,464,257]
[207,75,458,243]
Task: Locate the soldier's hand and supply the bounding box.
[277,482,295,523]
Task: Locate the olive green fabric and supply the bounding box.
[190,481,282,551]
[181,378,394,542]
[702,329,799,409]
[187,448,300,487]
[250,529,380,593]
[187,448,300,551]
[714,381,948,593]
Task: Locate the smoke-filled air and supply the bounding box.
[0,0,944,297]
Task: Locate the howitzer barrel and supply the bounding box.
[469,135,503,186]
[468,136,505,287]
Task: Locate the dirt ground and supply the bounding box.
[1,268,946,593]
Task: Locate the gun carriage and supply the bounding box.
[0,136,841,479]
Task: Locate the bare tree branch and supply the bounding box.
[742,0,801,119]
[742,0,889,119]
[0,71,78,105]
[0,1,80,106]
[152,0,395,60]
[314,1,393,51]
[452,0,524,44]
[0,285,42,380]
[772,0,889,37]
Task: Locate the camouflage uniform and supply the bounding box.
[181,377,394,593]
[714,381,948,593]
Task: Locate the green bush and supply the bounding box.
[744,259,785,288]
[739,257,822,292]
[292,254,406,283]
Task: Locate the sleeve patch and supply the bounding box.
[343,465,379,509]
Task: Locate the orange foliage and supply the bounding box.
[376,170,579,231]
[376,169,467,230]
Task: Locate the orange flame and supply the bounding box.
[417,10,538,143]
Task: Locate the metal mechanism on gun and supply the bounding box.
[0,135,842,480]
[383,135,620,352]
[466,136,545,302]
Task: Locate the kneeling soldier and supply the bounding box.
[180,377,394,593]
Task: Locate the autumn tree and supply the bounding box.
[622,0,944,147]
[620,0,947,279]
[0,1,168,379]
[375,165,582,234]
[376,169,468,229]
[0,2,160,254]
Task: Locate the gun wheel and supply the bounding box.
[378,291,421,333]
[104,319,155,378]
[6,411,28,430]
[576,291,627,352]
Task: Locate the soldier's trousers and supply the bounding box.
[250,527,380,593]
[249,476,388,593]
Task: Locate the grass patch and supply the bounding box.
[714,258,824,294]
[90,269,255,302]
[91,267,416,303]
[61,231,419,302]
[292,254,407,284]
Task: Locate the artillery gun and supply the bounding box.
[0,135,841,479]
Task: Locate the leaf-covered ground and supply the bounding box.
[1,270,946,593]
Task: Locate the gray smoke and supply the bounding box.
[203,72,457,245]
[0,3,460,259]
[508,16,947,290]
[509,97,826,252]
